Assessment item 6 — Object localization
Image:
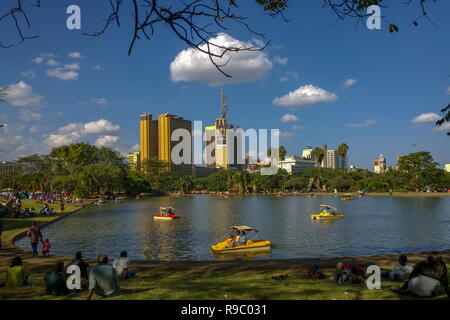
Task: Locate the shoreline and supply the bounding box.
[186,191,450,197]
[1,198,449,274]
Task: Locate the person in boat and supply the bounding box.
[227,230,242,248]
[321,205,336,215]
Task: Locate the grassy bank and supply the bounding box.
[0,199,83,246]
[0,262,449,300]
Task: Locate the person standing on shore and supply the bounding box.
[27,222,42,258]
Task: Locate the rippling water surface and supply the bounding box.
[15,195,450,261]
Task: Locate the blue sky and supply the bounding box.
[0,0,449,169]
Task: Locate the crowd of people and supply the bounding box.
[0,251,135,299]
[0,191,87,219]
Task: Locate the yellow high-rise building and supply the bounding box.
[139,113,158,167]
[140,113,192,174]
[215,117,228,169]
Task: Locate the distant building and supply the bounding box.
[0,161,18,176]
[373,154,387,174]
[139,113,159,164]
[204,89,243,170]
[278,156,316,174]
[301,145,313,160]
[158,113,192,175]
[321,149,347,169]
[127,152,140,170]
[445,164,450,173]
[139,113,192,175]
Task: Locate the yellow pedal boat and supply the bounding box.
[311,213,344,220]
[311,204,344,220]
[211,226,271,253]
[341,194,355,200]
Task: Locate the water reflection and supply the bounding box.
[14,195,450,261]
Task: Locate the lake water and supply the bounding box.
[15,195,450,261]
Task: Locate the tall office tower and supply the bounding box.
[139,113,159,165]
[373,154,387,174]
[214,89,229,169]
[326,149,338,169]
[127,152,140,170]
[158,113,192,174]
[205,125,216,167]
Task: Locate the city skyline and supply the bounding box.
[1,1,450,169]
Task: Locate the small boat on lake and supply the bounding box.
[211,226,271,253]
[341,193,355,201]
[153,207,180,220]
[311,204,344,220]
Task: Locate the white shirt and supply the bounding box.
[113,257,129,277]
[389,264,413,279]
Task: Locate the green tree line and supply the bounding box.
[1,144,449,196]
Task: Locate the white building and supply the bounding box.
[301,146,313,160]
[279,156,316,174]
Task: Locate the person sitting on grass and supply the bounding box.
[383,254,413,281]
[44,261,69,296]
[1,257,29,287]
[69,251,89,287]
[87,254,120,300]
[399,253,449,298]
[41,238,52,257]
[113,251,136,280]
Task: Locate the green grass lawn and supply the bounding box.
[0,199,82,244]
[0,266,448,300]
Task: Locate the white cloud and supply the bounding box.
[446,86,450,95]
[0,125,42,161]
[291,125,304,131]
[32,56,44,64]
[45,119,120,147]
[412,113,441,124]
[63,63,80,70]
[95,135,119,147]
[343,78,357,88]
[273,131,294,140]
[68,51,85,59]
[346,119,377,128]
[92,64,104,71]
[47,58,60,66]
[20,70,36,79]
[1,81,43,107]
[280,113,299,122]
[19,109,43,122]
[47,67,79,80]
[273,85,337,108]
[170,33,272,86]
[434,121,450,132]
[91,98,107,105]
[273,56,288,65]
[29,125,42,133]
[278,71,298,82]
